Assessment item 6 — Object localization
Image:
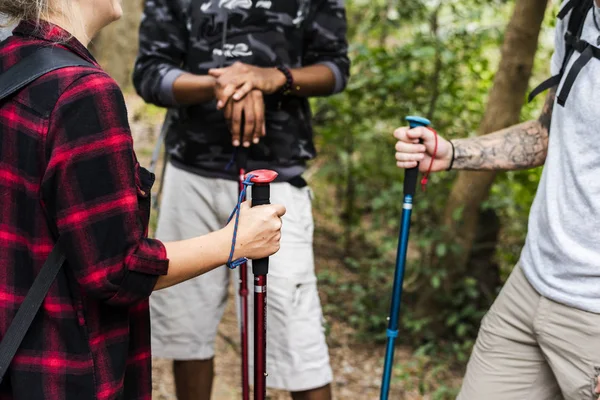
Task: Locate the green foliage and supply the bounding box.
[313,0,558,369]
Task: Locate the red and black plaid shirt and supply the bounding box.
[0,21,169,399]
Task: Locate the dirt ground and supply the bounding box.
[125,94,459,400]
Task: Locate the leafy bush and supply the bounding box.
[313,0,557,363]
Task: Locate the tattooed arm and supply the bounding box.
[451,88,555,170]
[393,87,555,173]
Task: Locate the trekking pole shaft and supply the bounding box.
[380,116,430,400]
[254,274,267,399]
[237,147,250,400]
[251,182,270,400]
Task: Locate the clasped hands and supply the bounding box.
[209,62,286,147]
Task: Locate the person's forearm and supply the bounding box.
[172,73,216,105]
[452,87,555,171]
[156,227,231,290]
[289,64,337,97]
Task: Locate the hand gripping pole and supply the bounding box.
[380,116,431,400]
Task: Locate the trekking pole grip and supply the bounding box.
[404,116,431,197]
[248,170,279,275]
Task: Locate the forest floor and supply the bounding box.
[125,94,463,400]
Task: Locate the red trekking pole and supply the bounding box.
[236,148,250,400]
[248,169,278,400]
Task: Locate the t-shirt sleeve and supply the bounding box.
[551,1,570,75]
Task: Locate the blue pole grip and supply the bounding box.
[403,116,431,197]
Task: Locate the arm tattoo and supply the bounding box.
[451,87,555,171]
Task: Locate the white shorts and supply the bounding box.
[150,163,333,392]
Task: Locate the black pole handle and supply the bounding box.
[247,169,278,276]
[251,183,270,276]
[403,116,432,197]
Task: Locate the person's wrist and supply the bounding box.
[266,67,287,94]
[219,223,240,261]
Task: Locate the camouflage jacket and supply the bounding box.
[133,0,350,180]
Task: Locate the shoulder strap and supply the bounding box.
[0,46,95,101]
[0,240,66,384]
[0,46,94,384]
[528,0,593,102]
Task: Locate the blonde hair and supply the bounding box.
[0,0,85,42]
[0,0,50,24]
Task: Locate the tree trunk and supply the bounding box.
[442,0,549,270]
[410,0,549,338]
[90,0,144,89]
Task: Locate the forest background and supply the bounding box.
[1,0,561,397]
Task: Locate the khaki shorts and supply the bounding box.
[458,264,600,400]
[150,163,333,392]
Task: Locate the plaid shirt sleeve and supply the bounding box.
[41,71,169,306]
[304,0,351,94]
[133,0,189,107]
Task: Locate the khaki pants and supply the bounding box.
[458,265,600,399]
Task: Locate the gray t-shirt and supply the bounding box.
[520,1,600,313]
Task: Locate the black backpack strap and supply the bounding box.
[0,46,95,101]
[558,0,580,19]
[0,46,95,384]
[0,239,66,384]
[528,74,563,102]
[528,0,593,103]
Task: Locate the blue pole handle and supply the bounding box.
[403,116,431,197]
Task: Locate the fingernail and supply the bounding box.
[253,138,259,144]
[234,94,240,100]
[233,140,240,146]
[243,142,250,147]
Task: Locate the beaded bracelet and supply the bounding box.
[275,65,294,95]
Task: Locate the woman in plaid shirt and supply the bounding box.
[0,1,286,399]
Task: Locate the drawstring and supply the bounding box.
[226,174,255,269]
[420,128,438,192]
[225,147,238,171]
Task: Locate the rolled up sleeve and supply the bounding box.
[303,0,351,94]
[133,0,188,107]
[42,72,169,306]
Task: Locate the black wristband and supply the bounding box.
[446,140,455,171]
[275,65,294,95]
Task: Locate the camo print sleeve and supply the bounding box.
[133,0,189,107]
[304,0,350,94]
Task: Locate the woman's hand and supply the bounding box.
[393,126,453,172]
[229,201,286,260]
[157,201,285,291]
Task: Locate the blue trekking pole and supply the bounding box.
[380,116,431,400]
